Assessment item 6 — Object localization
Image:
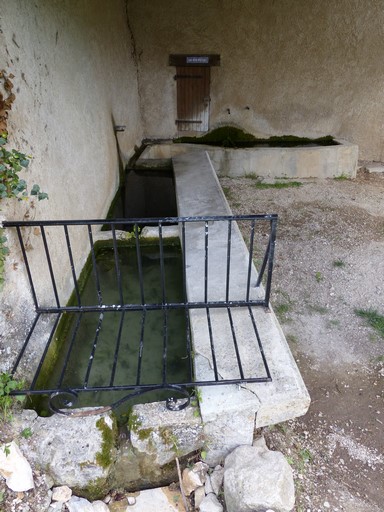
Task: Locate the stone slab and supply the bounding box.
[172,150,310,464]
[365,163,384,173]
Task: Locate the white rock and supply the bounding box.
[18,410,116,489]
[121,487,183,511]
[224,445,295,512]
[199,493,224,512]
[205,474,214,495]
[66,496,94,512]
[194,485,206,509]
[182,461,209,496]
[253,435,268,450]
[127,496,136,505]
[209,466,224,495]
[49,502,64,511]
[92,500,110,511]
[52,485,72,502]
[0,441,34,492]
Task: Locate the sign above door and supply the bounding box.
[169,54,220,67]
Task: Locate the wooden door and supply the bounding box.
[175,66,210,132]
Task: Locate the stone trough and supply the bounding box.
[139,139,358,179]
[9,149,310,498]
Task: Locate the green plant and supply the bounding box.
[315,271,323,283]
[0,71,48,289]
[355,308,384,339]
[275,302,293,323]
[253,181,302,190]
[299,448,313,464]
[0,133,48,202]
[21,427,33,439]
[244,172,259,180]
[334,173,349,181]
[333,259,345,268]
[221,185,234,200]
[0,372,24,420]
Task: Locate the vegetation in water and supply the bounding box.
[174,126,337,148]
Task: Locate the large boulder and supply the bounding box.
[224,443,295,512]
[16,409,117,499]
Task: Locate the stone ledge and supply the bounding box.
[140,139,358,179]
[172,150,310,464]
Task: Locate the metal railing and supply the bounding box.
[3,214,277,415]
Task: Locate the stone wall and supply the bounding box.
[128,0,384,161]
[0,0,142,372]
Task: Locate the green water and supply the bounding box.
[33,243,190,418]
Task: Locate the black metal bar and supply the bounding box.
[256,238,270,288]
[16,226,39,310]
[246,219,256,302]
[162,309,168,384]
[159,222,166,305]
[40,226,60,308]
[110,311,125,386]
[64,225,82,307]
[181,221,187,303]
[204,220,209,303]
[226,307,245,380]
[3,214,278,229]
[264,218,278,307]
[205,307,219,381]
[11,313,41,374]
[136,309,146,385]
[111,225,124,306]
[87,225,103,307]
[57,312,83,388]
[33,299,269,314]
[226,219,232,302]
[248,306,272,380]
[11,374,272,398]
[135,224,145,305]
[184,308,193,382]
[83,312,104,388]
[30,313,61,390]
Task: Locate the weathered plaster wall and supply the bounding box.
[0,0,142,372]
[128,0,384,161]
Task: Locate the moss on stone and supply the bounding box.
[137,427,153,441]
[73,477,110,502]
[159,427,180,455]
[128,412,142,433]
[95,416,118,469]
[174,126,337,148]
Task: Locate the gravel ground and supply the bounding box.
[219,169,384,512]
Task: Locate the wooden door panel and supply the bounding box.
[176,66,210,132]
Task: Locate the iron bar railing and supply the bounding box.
[3,214,277,415]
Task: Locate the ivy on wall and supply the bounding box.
[0,70,48,290]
